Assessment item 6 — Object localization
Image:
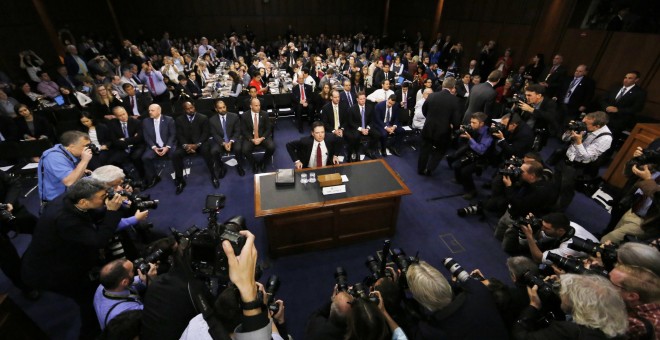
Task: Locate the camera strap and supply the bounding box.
[557,227,575,246]
[38,146,77,202]
[102,289,141,327]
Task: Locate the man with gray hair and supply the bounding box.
[462,69,501,124]
[418,77,461,176]
[22,177,125,338]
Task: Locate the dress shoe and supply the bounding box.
[367,151,378,159]
[175,180,186,195]
[145,176,161,189]
[237,166,246,177]
[212,177,220,188]
[389,147,401,157]
[218,166,227,179]
[462,190,477,200]
[381,149,388,157]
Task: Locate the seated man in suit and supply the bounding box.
[320,90,350,155]
[286,121,341,169]
[173,101,214,193]
[242,97,275,173]
[172,75,195,102]
[122,83,152,119]
[242,86,264,113]
[108,106,146,180]
[339,80,357,108]
[599,70,647,139]
[291,74,314,133]
[347,92,380,160]
[141,104,176,189]
[209,99,245,178]
[372,94,404,157]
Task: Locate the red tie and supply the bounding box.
[148,75,156,92]
[315,143,322,167]
[130,96,135,111]
[300,85,306,101]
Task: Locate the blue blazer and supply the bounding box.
[372,101,401,132]
[142,115,176,150]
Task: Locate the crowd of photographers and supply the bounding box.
[0,26,659,340]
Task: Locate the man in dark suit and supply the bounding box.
[242,86,264,112]
[599,70,647,137]
[320,90,350,156]
[209,99,245,178]
[141,104,176,189]
[339,80,357,108]
[418,78,461,175]
[395,82,415,126]
[242,97,275,173]
[283,42,298,69]
[455,74,472,109]
[287,121,342,169]
[373,63,395,89]
[172,102,214,193]
[291,74,314,132]
[228,36,246,61]
[539,54,567,99]
[347,92,380,160]
[491,113,535,160]
[518,83,559,141]
[108,106,146,179]
[558,64,595,124]
[55,65,81,89]
[462,70,501,124]
[122,83,152,119]
[172,75,195,102]
[372,94,405,157]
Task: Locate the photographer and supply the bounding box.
[0,171,39,299]
[38,130,93,204]
[517,83,559,139]
[513,274,628,339]
[494,160,558,248]
[601,138,660,244]
[516,212,598,265]
[491,113,534,160]
[555,111,613,210]
[405,261,508,339]
[447,112,493,199]
[21,177,125,338]
[608,264,660,339]
[93,258,157,329]
[306,286,354,339]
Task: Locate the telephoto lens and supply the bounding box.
[457,202,482,217]
[334,267,349,292]
[442,258,471,282]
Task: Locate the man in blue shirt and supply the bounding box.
[138,62,168,104]
[93,258,156,329]
[38,130,93,203]
[448,112,493,199]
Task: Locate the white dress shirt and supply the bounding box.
[308,140,328,168]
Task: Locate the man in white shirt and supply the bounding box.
[367,79,395,103]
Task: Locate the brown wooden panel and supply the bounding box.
[497,25,532,68]
[593,33,660,92]
[603,123,660,188]
[556,29,607,73]
[337,200,396,237]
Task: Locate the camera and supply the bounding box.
[504,157,523,168]
[334,266,350,292]
[0,204,16,223]
[347,282,380,305]
[512,216,543,240]
[134,249,164,274]
[568,237,618,270]
[499,166,522,179]
[457,201,482,217]
[567,121,587,133]
[456,124,474,136]
[265,275,281,314]
[521,271,557,302]
[122,178,143,190]
[86,143,100,155]
[488,122,506,134]
[390,248,418,288]
[630,149,660,169]
[106,188,159,210]
[442,258,484,282]
[545,253,609,277]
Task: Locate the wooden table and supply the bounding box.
[255,159,411,256]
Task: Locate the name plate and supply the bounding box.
[322,185,346,195]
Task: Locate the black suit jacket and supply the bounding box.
[395,89,415,110]
[372,102,401,132]
[525,98,558,130]
[320,102,349,133]
[185,80,203,99]
[108,118,144,150]
[347,104,375,131]
[540,64,567,97]
[209,112,242,143]
[122,93,152,118]
[241,110,272,140]
[143,115,176,149]
[0,116,18,142]
[291,83,314,109]
[14,115,55,142]
[175,113,210,147]
[339,90,357,108]
[497,122,535,159]
[286,135,341,168]
[600,84,647,116]
[464,82,496,123]
[84,123,113,147]
[561,76,595,110]
[422,89,461,142]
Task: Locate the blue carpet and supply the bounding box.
[1,116,612,339]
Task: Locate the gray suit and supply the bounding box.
[462,82,496,124]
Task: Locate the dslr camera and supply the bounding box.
[568,237,618,270]
[488,122,506,134]
[442,258,485,282]
[333,268,380,304]
[134,249,165,275]
[0,204,16,223]
[456,124,474,136]
[106,188,159,210]
[545,253,609,277]
[630,149,660,169]
[499,166,522,179]
[567,121,587,133]
[86,143,100,155]
[512,216,543,240]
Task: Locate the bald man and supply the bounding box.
[242,97,275,173]
[141,104,176,188]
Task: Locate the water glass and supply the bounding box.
[300,173,308,185]
[308,172,316,184]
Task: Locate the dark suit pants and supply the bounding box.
[294,105,313,129]
[418,135,450,173]
[210,141,244,170]
[109,146,147,179]
[243,138,275,166]
[172,143,214,181]
[379,127,404,151]
[452,159,478,192]
[350,129,380,155]
[141,148,173,182]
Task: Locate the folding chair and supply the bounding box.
[17,139,53,198]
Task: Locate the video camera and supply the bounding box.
[545,253,609,277]
[567,121,587,133]
[568,237,618,270]
[442,258,485,282]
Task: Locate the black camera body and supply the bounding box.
[521,271,556,302]
[488,122,506,134]
[499,167,522,179]
[504,157,524,168]
[106,188,159,210]
[512,216,543,240]
[567,121,587,133]
[347,282,380,305]
[134,249,164,274]
[545,253,609,277]
[631,149,660,169]
[86,143,100,155]
[457,124,475,136]
[443,257,484,282]
[0,204,16,223]
[567,237,618,270]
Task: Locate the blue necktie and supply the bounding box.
[221,116,229,143]
[361,107,365,129]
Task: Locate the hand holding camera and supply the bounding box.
[223,230,258,307]
[105,192,124,211]
[631,164,652,180]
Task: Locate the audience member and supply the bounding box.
[172,101,214,193]
[599,70,647,138]
[141,104,176,189]
[373,94,404,157]
[242,97,275,173]
[462,70,501,124]
[208,99,246,177]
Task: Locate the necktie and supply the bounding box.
[253,113,259,139]
[361,106,365,129]
[0,131,5,142]
[148,74,156,93]
[315,143,322,168]
[221,116,229,142]
[121,122,129,138]
[565,78,579,103]
[615,87,626,102]
[346,91,353,107]
[402,92,407,109]
[300,85,306,101]
[130,96,136,112]
[154,119,163,147]
[384,91,387,102]
[188,114,194,123]
[333,106,339,130]
[385,107,391,124]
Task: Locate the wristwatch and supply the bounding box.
[240,290,264,310]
